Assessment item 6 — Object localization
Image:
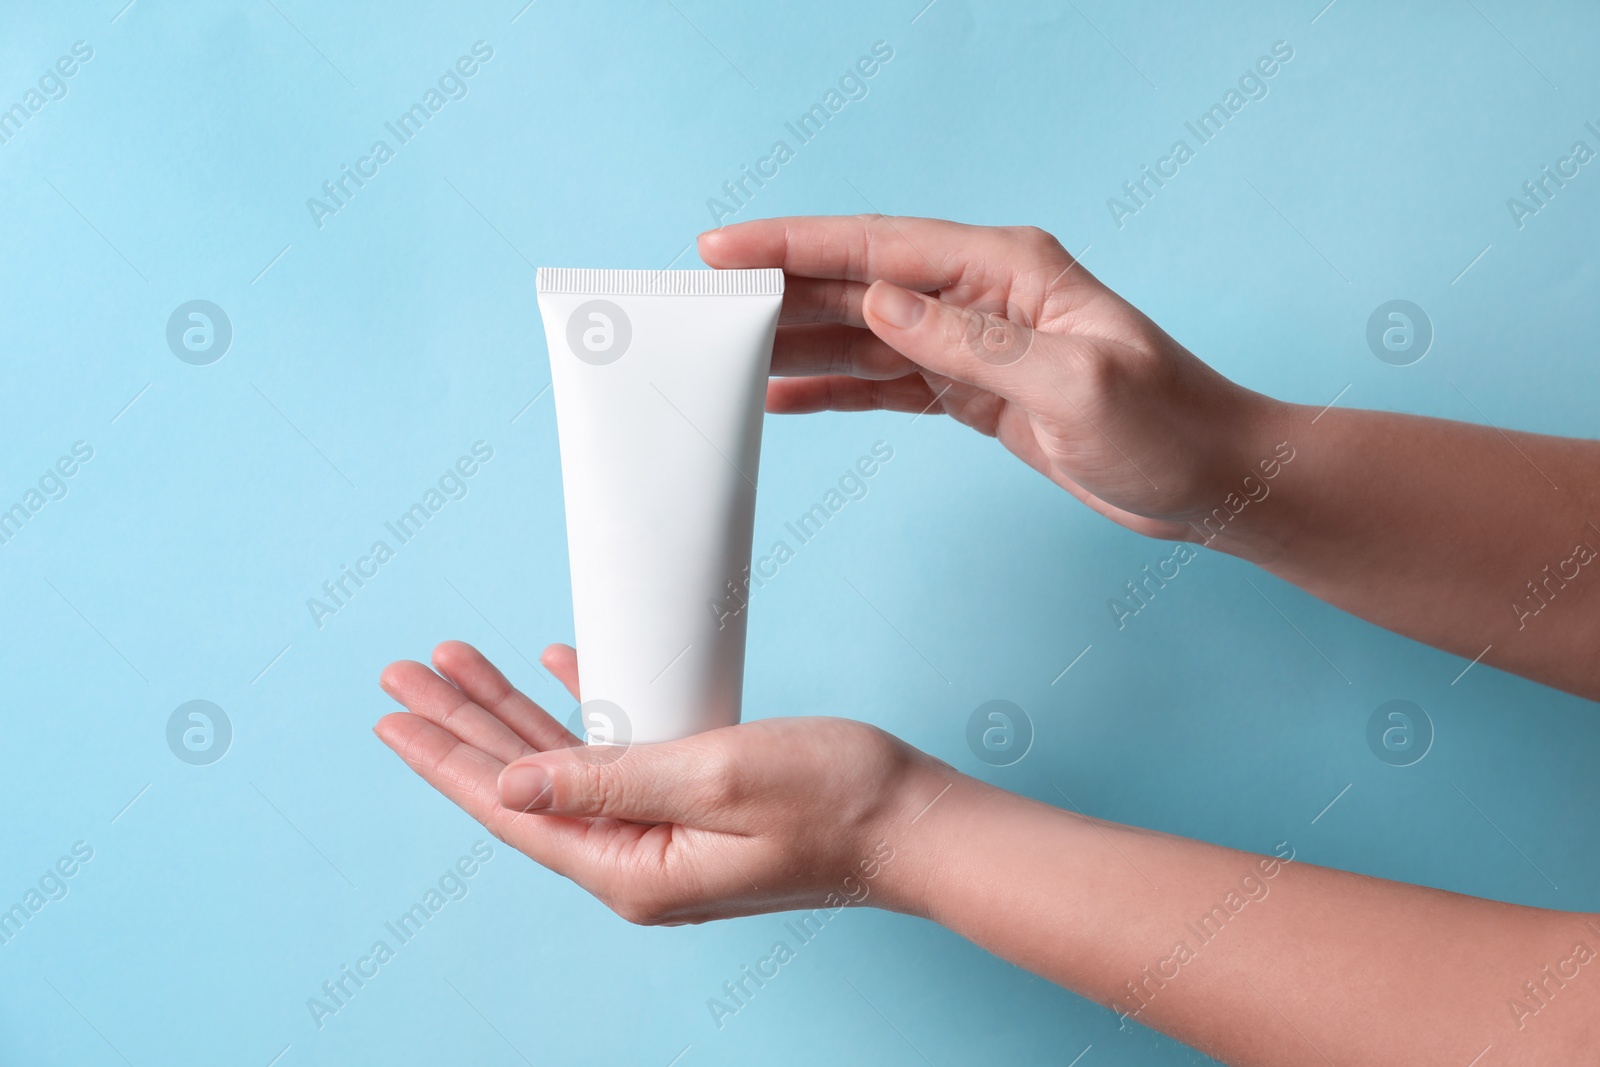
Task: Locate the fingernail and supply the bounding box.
[871,283,925,329]
[499,764,553,811]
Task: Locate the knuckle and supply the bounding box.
[850,216,884,278]
[834,283,858,323]
[435,694,472,732]
[793,279,829,325]
[1073,336,1115,380]
[395,731,442,772]
[846,721,910,780]
[1056,336,1118,396]
[564,759,616,814]
[1014,224,1064,256]
[936,300,979,346]
[693,743,744,809]
[827,329,857,376]
[483,674,516,711]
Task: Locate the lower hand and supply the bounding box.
[374,641,950,924]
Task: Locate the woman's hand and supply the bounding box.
[374,640,951,925]
[700,215,1287,542]
[374,644,1600,1065]
[702,214,1600,698]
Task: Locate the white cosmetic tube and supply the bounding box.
[536,268,784,744]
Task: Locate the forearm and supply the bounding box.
[890,773,1599,1066]
[1215,402,1600,699]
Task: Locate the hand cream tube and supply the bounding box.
[536,268,783,744]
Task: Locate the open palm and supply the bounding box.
[375,641,930,925]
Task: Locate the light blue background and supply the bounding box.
[3,1,1598,1064]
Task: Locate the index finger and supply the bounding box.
[699,214,1020,290]
[373,711,590,864]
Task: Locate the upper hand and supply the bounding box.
[374,641,949,925]
[700,215,1285,542]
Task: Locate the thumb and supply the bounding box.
[497,742,726,823]
[861,280,1043,397]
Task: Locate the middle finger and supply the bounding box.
[771,324,917,380]
[380,659,536,764]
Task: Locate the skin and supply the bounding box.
[376,217,1600,1065]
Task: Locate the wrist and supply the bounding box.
[865,755,993,919]
[1179,390,1309,570]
